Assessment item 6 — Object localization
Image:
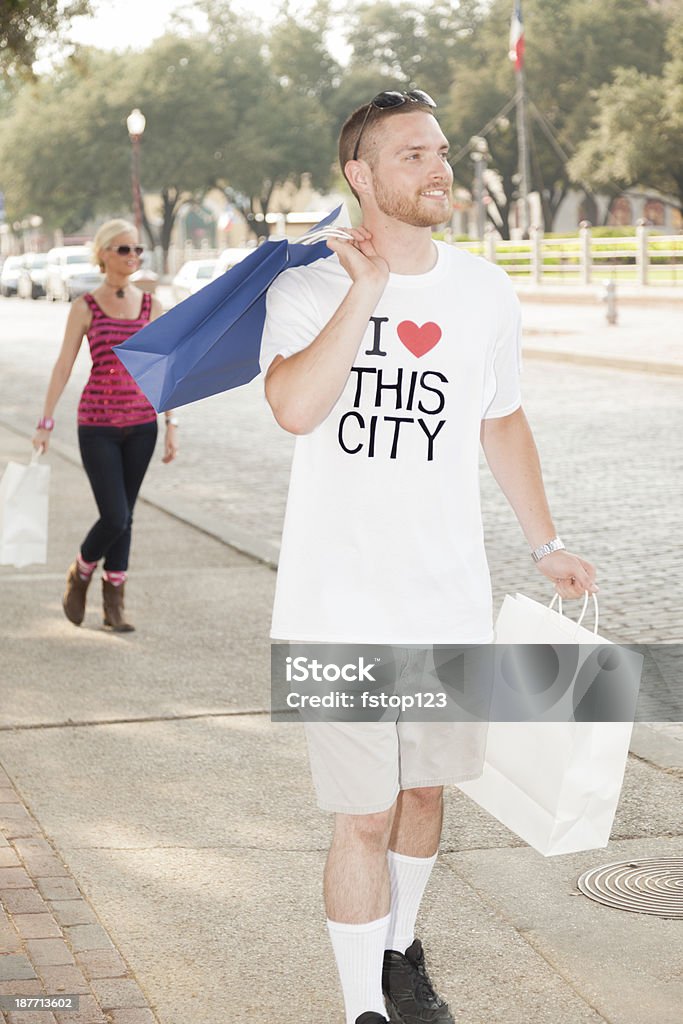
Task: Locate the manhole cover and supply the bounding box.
[577,858,683,919]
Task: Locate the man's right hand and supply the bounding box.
[325,226,389,288]
[264,226,389,435]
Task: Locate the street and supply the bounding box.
[1,293,680,643]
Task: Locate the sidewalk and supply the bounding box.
[1,416,682,1024]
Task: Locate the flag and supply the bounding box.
[509,0,525,71]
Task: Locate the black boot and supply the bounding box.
[102,580,135,632]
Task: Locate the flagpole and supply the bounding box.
[515,63,532,237]
[509,0,531,237]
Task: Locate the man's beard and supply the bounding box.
[373,178,452,228]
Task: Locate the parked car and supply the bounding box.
[0,255,25,297]
[45,246,102,302]
[130,268,159,295]
[172,259,218,303]
[17,253,49,299]
[211,248,253,281]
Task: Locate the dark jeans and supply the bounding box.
[78,421,158,572]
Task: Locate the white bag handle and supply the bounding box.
[300,227,355,246]
[549,591,599,636]
[30,448,43,466]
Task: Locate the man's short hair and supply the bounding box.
[338,99,437,200]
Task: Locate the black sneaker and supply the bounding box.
[355,1014,390,1024]
[382,939,454,1024]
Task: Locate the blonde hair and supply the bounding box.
[93,219,137,271]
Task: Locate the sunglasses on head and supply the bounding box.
[109,245,144,256]
[352,89,437,161]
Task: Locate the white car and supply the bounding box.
[211,248,253,281]
[17,253,49,299]
[172,259,218,303]
[0,255,25,297]
[45,246,102,302]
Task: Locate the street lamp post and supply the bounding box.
[126,108,146,235]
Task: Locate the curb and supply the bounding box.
[515,287,683,306]
[523,348,683,377]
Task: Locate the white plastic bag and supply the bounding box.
[0,450,50,567]
[457,593,642,856]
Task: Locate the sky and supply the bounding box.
[66,0,315,51]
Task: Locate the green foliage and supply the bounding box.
[442,0,669,235]
[346,0,482,102]
[0,22,336,250]
[0,0,680,249]
[569,13,683,214]
[0,0,92,78]
[268,2,341,101]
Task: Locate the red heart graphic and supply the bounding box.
[397,320,442,358]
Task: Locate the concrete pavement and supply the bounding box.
[1,286,683,1023]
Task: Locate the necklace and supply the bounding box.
[104,279,127,298]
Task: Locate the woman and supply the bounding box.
[33,218,178,632]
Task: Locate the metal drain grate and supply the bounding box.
[577,858,683,919]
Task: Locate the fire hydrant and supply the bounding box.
[602,279,617,325]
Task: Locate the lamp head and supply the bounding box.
[126,108,146,138]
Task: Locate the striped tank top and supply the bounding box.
[77,293,157,427]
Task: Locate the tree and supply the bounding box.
[0,38,237,260]
[0,0,92,77]
[121,35,241,258]
[441,0,669,234]
[569,14,683,213]
[268,1,341,103]
[345,0,483,104]
[0,16,339,251]
[192,3,339,237]
[0,51,127,233]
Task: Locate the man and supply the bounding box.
[261,90,597,1024]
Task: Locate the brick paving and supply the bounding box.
[0,768,158,1024]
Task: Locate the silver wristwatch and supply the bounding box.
[165,416,179,427]
[531,536,565,563]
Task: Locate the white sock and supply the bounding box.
[327,914,390,1024]
[385,850,437,955]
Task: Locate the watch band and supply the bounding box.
[165,416,179,427]
[37,417,54,431]
[531,536,565,563]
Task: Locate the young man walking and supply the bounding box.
[261,91,597,1024]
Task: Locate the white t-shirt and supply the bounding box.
[260,241,522,644]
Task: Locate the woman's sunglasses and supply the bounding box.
[352,89,437,161]
[109,245,144,256]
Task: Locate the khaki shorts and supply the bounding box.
[302,647,489,815]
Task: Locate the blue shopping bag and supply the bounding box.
[114,207,343,411]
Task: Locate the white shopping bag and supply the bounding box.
[0,450,50,567]
[457,593,643,856]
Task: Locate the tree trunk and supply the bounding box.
[154,186,186,273]
[245,181,276,242]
